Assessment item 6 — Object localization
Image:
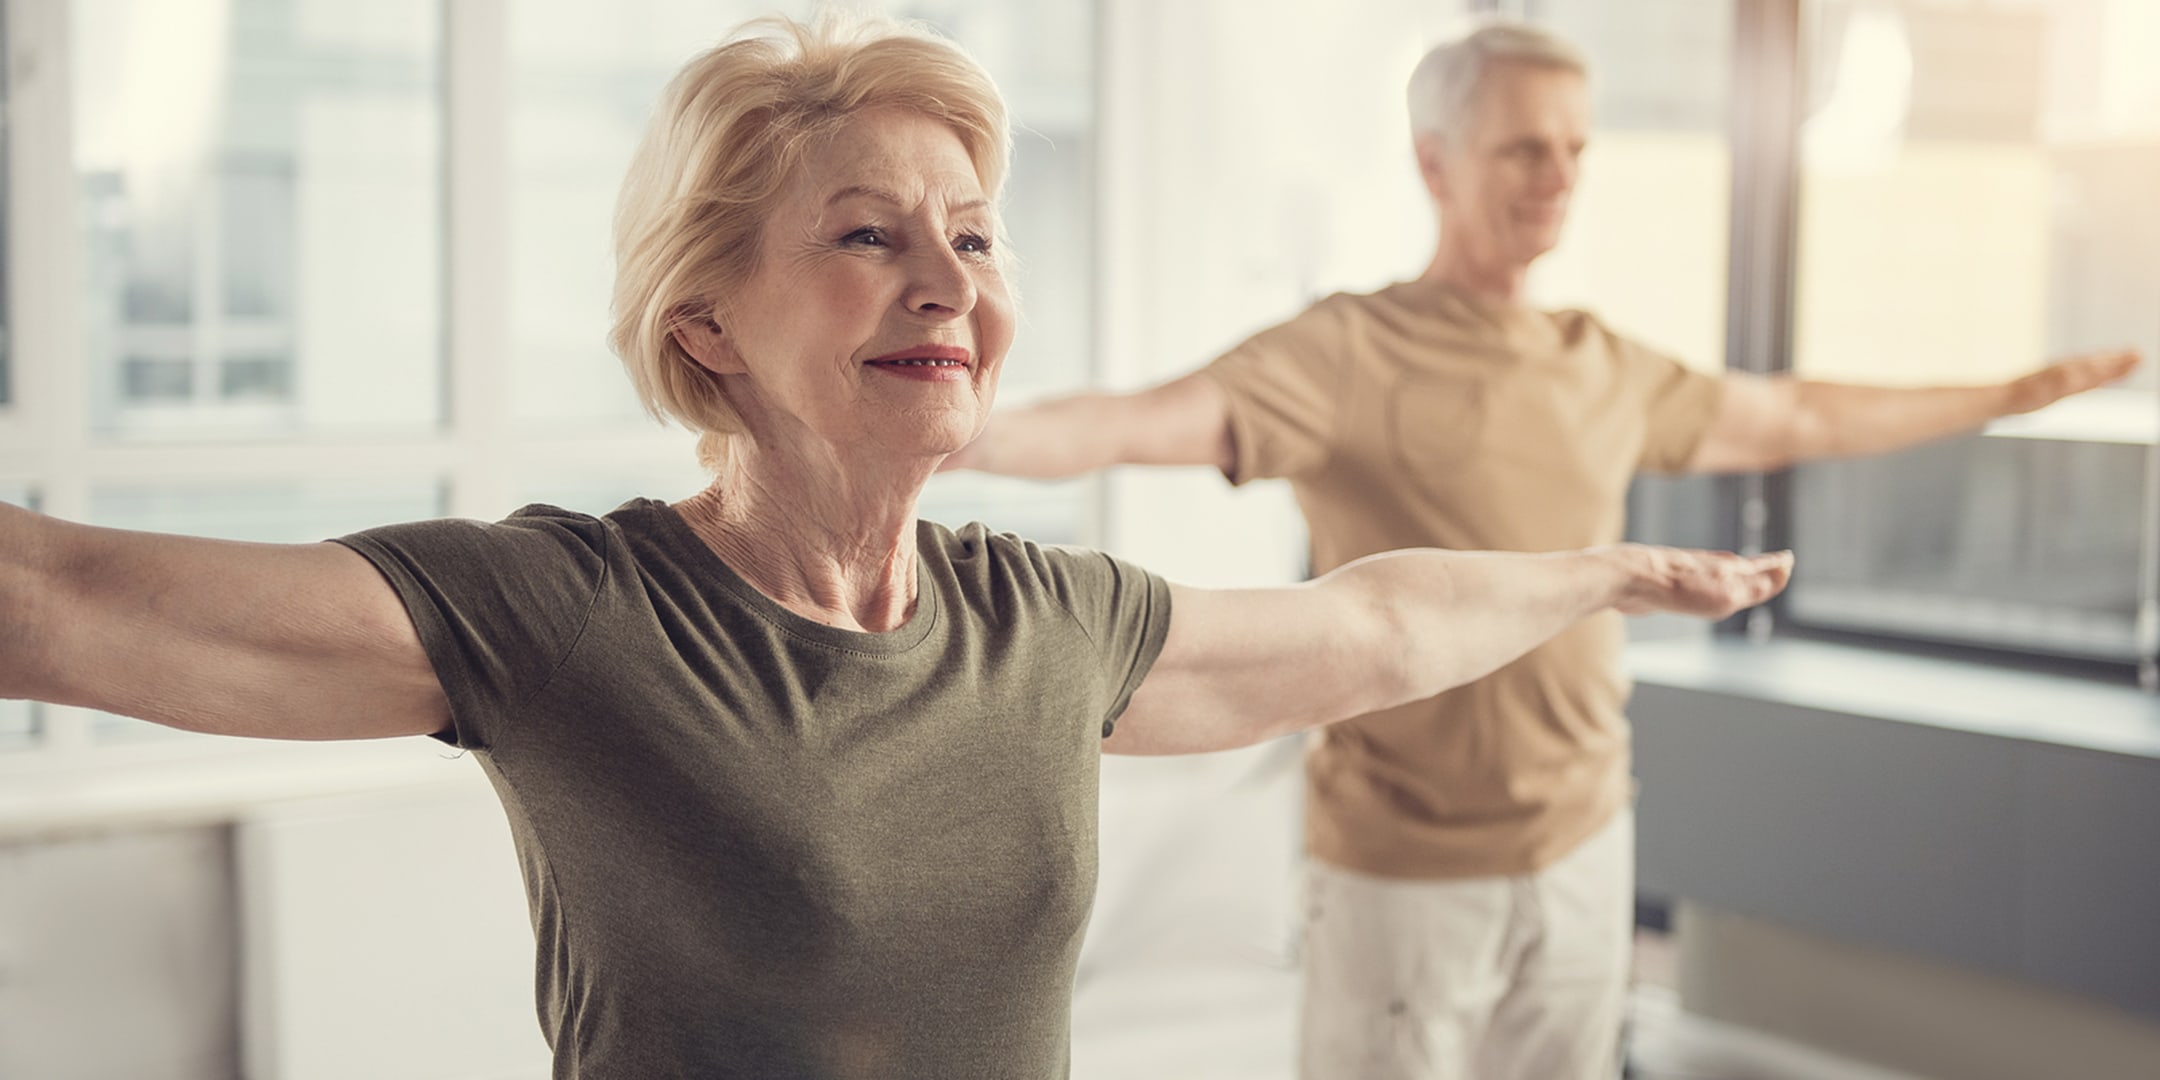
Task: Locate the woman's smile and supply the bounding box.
[864,344,974,382]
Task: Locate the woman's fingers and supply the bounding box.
[1669,548,1793,619]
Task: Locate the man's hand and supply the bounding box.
[1693,349,2144,474]
[2006,348,2142,415]
[1612,546,1793,620]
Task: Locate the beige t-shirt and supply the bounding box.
[1205,279,1723,879]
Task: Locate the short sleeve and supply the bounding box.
[1614,333,1725,474]
[332,507,610,751]
[1033,545,1175,737]
[1202,297,1352,485]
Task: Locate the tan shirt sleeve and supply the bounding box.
[1615,333,1725,474]
[1200,298,1350,485]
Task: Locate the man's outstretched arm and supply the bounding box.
[1687,348,2141,474]
[942,371,1238,478]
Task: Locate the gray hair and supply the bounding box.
[1406,22,1589,144]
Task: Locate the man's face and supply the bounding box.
[1422,62,1590,268]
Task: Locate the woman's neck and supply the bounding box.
[672,442,929,633]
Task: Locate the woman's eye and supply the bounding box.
[954,233,992,255]
[843,228,886,248]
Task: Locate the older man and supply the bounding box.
[948,21,2136,1080]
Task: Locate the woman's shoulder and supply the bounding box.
[345,502,614,559]
[920,520,1154,603]
[921,519,1071,571]
[335,504,623,613]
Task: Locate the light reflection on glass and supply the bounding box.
[75,0,445,439]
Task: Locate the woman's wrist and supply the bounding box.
[1593,543,1661,616]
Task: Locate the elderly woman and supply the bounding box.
[0,14,1788,1079]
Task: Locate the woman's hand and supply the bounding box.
[1611,545,1793,619]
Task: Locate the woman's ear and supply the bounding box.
[670,304,747,375]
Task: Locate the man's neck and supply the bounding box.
[1418,241,1533,308]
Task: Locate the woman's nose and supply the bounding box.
[904,245,977,317]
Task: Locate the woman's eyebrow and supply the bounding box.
[825,185,990,215]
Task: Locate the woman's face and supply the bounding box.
[685,106,1014,465]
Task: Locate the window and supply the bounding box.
[7,0,1104,761]
[505,0,739,430]
[1,0,450,756]
[1783,0,2160,664]
[75,0,444,439]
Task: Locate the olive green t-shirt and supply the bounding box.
[1204,280,1723,880]
[336,498,1172,1079]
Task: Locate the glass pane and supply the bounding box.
[1788,0,2160,661]
[0,488,34,748]
[1527,0,1734,374]
[507,0,802,429]
[84,480,444,741]
[75,0,445,439]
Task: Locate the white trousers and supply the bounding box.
[1298,810,1635,1080]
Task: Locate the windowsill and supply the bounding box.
[0,736,480,844]
[1627,635,2160,760]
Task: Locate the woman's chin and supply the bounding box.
[859,419,980,468]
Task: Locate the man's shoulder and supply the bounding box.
[1541,306,1670,361]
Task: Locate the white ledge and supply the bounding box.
[0,736,482,843]
[1628,636,2160,760]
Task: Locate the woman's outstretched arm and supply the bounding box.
[1107,544,1790,755]
[1,502,448,740]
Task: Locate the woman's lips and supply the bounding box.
[859,347,972,382]
[865,345,972,380]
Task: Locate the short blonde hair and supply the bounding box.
[1407,22,1588,146]
[609,13,1011,472]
